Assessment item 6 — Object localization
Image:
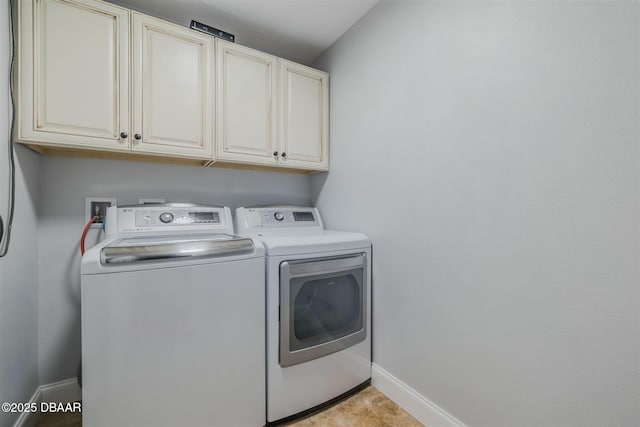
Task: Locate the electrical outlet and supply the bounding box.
[85,197,117,228]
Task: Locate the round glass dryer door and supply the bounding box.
[279,254,367,367]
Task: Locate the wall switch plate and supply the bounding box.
[85,197,117,229]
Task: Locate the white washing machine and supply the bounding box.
[236,206,372,424]
[81,204,265,427]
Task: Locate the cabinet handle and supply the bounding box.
[134,134,142,140]
[120,132,128,139]
[273,151,278,156]
[281,152,287,158]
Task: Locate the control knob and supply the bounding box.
[274,212,285,222]
[159,212,174,223]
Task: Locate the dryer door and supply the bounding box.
[280,254,367,367]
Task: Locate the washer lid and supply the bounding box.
[101,233,254,265]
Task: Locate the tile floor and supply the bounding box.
[283,386,422,427]
[35,385,422,427]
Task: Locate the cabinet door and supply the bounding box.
[132,13,214,159]
[216,40,278,165]
[279,60,329,171]
[17,0,130,151]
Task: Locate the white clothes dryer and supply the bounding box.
[236,206,372,424]
[81,204,265,427]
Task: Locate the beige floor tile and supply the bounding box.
[286,386,422,427]
[35,411,82,427]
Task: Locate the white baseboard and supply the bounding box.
[11,388,40,427]
[39,378,81,405]
[372,363,466,427]
[13,378,81,427]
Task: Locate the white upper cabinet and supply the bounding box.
[131,13,214,159]
[216,39,278,165]
[17,0,130,151]
[215,44,329,171]
[279,60,329,170]
[16,0,329,172]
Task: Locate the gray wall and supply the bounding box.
[38,156,310,384]
[0,0,40,425]
[312,1,639,426]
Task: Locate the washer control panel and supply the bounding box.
[106,204,232,236]
[136,210,220,227]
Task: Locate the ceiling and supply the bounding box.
[107,0,380,65]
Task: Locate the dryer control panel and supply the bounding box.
[235,207,324,233]
[105,204,233,236]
